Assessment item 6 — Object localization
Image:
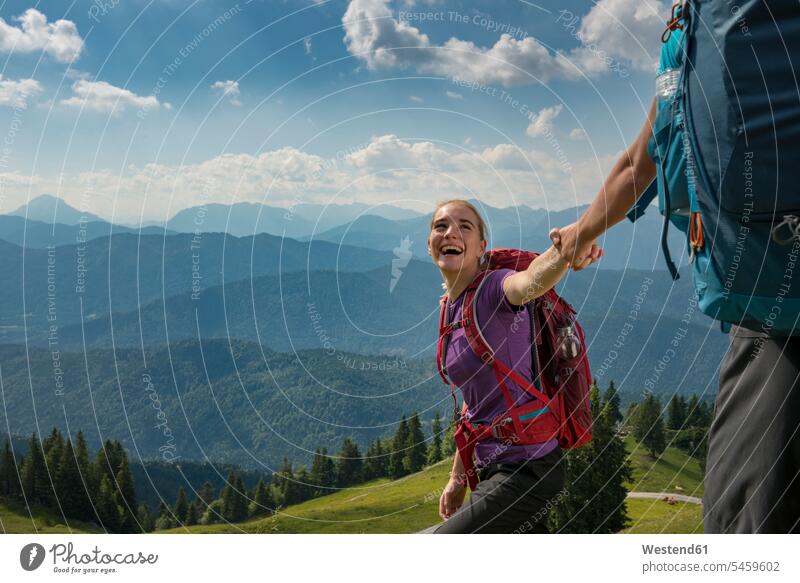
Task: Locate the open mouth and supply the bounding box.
[440,245,463,256]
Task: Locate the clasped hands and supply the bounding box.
[549,222,603,271]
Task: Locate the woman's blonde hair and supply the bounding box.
[429,199,489,243]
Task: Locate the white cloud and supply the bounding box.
[342,0,577,86]
[61,79,161,114]
[342,0,668,84]
[569,127,587,141]
[446,90,463,100]
[303,36,312,55]
[14,135,618,220]
[212,80,242,106]
[0,9,83,63]
[526,105,563,138]
[577,0,668,72]
[409,95,423,103]
[0,76,42,108]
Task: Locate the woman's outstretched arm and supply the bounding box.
[502,246,575,306]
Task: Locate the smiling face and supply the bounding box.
[428,202,487,275]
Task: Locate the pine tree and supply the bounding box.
[551,445,593,533]
[363,438,387,481]
[197,481,215,506]
[274,458,299,506]
[55,440,84,520]
[42,428,64,471]
[634,394,666,458]
[603,381,622,426]
[114,455,137,533]
[96,474,122,532]
[594,386,632,532]
[667,394,688,430]
[686,395,710,428]
[137,503,155,533]
[174,487,189,523]
[294,467,313,504]
[220,470,237,520]
[623,402,638,430]
[21,433,49,505]
[93,440,123,500]
[553,386,632,533]
[335,439,363,488]
[185,499,199,526]
[73,431,95,521]
[404,413,427,473]
[1,438,20,497]
[249,479,274,518]
[427,413,444,465]
[389,416,410,478]
[310,448,336,494]
[230,474,249,521]
[220,472,249,522]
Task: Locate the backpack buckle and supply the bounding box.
[491,417,513,439]
[481,351,494,364]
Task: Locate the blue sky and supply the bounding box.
[0,0,669,222]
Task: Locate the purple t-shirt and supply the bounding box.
[444,269,558,466]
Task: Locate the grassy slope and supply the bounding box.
[0,438,704,534]
[167,438,706,534]
[0,498,102,534]
[623,499,703,534]
[165,461,451,534]
[624,435,705,497]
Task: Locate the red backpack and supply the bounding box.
[436,248,593,490]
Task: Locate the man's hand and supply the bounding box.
[550,222,603,271]
[439,478,467,520]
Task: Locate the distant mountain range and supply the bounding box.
[0,194,725,471]
[8,194,104,225]
[0,232,394,343]
[166,200,423,238]
[35,259,728,398]
[0,215,173,249]
[2,195,685,271]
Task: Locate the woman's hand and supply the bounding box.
[550,223,603,271]
[439,477,467,520]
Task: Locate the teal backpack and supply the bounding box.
[628,0,800,336]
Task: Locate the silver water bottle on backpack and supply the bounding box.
[556,325,581,360]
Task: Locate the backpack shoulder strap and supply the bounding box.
[436,295,452,385]
[461,271,551,405]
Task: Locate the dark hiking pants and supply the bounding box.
[433,448,565,534]
[704,327,800,533]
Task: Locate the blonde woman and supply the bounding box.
[428,199,600,533]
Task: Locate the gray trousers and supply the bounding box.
[704,327,800,533]
[433,448,565,534]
